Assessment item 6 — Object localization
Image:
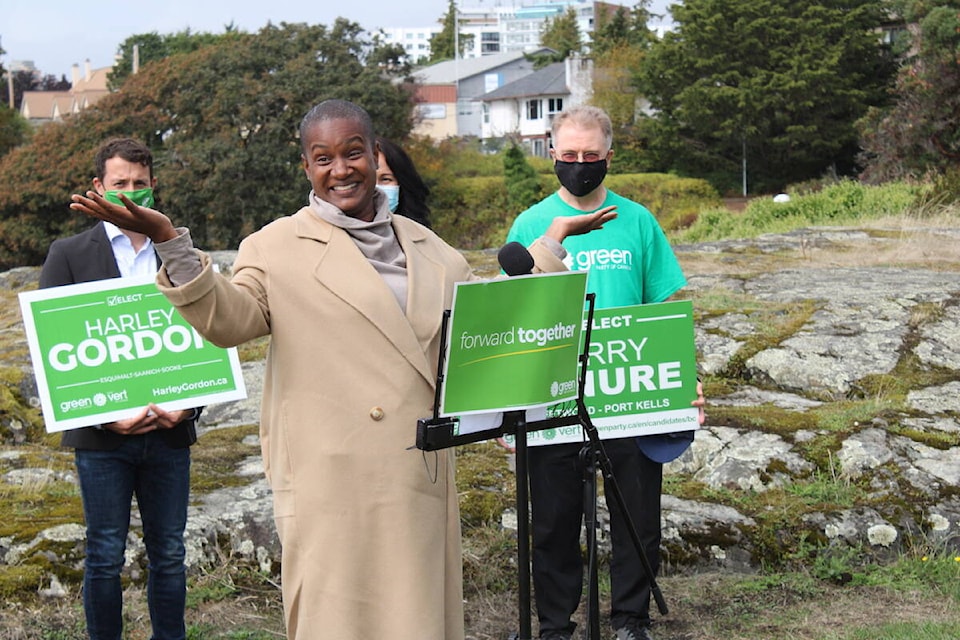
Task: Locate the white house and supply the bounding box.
[410,47,555,139]
[479,55,593,156]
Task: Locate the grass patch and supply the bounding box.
[189,424,261,493]
[719,299,820,381]
[858,550,960,600]
[888,424,960,450]
[461,525,520,596]
[811,397,899,433]
[675,180,931,243]
[781,469,859,509]
[856,354,958,399]
[839,621,960,640]
[685,287,770,318]
[456,441,515,528]
[0,445,82,541]
[704,403,819,435]
[236,336,270,363]
[0,364,45,441]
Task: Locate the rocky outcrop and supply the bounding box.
[1,228,958,593]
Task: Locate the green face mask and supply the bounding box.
[103,187,155,208]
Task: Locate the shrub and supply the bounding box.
[432,176,513,250]
[431,172,721,248]
[676,180,927,242]
[606,173,722,231]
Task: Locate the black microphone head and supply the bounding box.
[498,241,535,276]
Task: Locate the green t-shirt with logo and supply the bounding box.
[507,190,687,309]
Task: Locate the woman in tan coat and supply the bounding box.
[69,99,616,640]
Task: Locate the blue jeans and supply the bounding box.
[75,432,191,640]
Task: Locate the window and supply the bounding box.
[417,104,447,120]
[547,98,563,114]
[482,103,490,124]
[526,99,541,120]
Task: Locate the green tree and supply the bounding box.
[502,142,543,212]
[428,0,474,62]
[8,70,68,110]
[0,106,30,158]
[0,20,414,269]
[590,3,656,57]
[588,4,658,172]
[858,0,960,183]
[107,27,237,90]
[367,35,414,77]
[529,8,583,67]
[0,47,31,165]
[638,0,897,193]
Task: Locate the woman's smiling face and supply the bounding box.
[301,117,379,221]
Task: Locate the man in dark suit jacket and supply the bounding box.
[40,138,199,640]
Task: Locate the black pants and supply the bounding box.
[528,438,662,635]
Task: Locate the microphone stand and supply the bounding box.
[505,410,531,640]
[415,281,669,639]
[572,304,670,633]
[581,443,601,640]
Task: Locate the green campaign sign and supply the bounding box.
[440,271,588,416]
[516,300,700,446]
[19,275,247,432]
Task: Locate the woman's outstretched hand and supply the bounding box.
[70,191,179,243]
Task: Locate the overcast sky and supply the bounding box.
[4,0,675,79]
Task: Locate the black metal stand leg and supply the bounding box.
[509,411,532,640]
[578,400,668,617]
[581,445,601,640]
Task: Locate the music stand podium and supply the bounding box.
[416,293,667,640]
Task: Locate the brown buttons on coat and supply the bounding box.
[369,407,385,421]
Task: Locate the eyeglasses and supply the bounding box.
[555,150,606,163]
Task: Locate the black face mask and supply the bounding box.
[554,159,608,197]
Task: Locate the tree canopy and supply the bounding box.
[0,20,415,269]
[589,3,657,58]
[588,4,657,171]
[429,0,475,63]
[107,27,238,90]
[503,142,543,211]
[637,0,897,193]
[529,8,584,67]
[858,0,960,183]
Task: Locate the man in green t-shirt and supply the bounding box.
[506,105,705,640]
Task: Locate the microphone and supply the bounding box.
[498,241,534,276]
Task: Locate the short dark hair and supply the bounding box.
[95,138,153,181]
[299,99,375,154]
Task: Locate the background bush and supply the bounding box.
[428,171,722,249]
[676,180,928,243]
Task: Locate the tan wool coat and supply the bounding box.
[158,207,563,640]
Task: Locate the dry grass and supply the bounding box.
[3,569,958,640]
[677,223,960,276]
